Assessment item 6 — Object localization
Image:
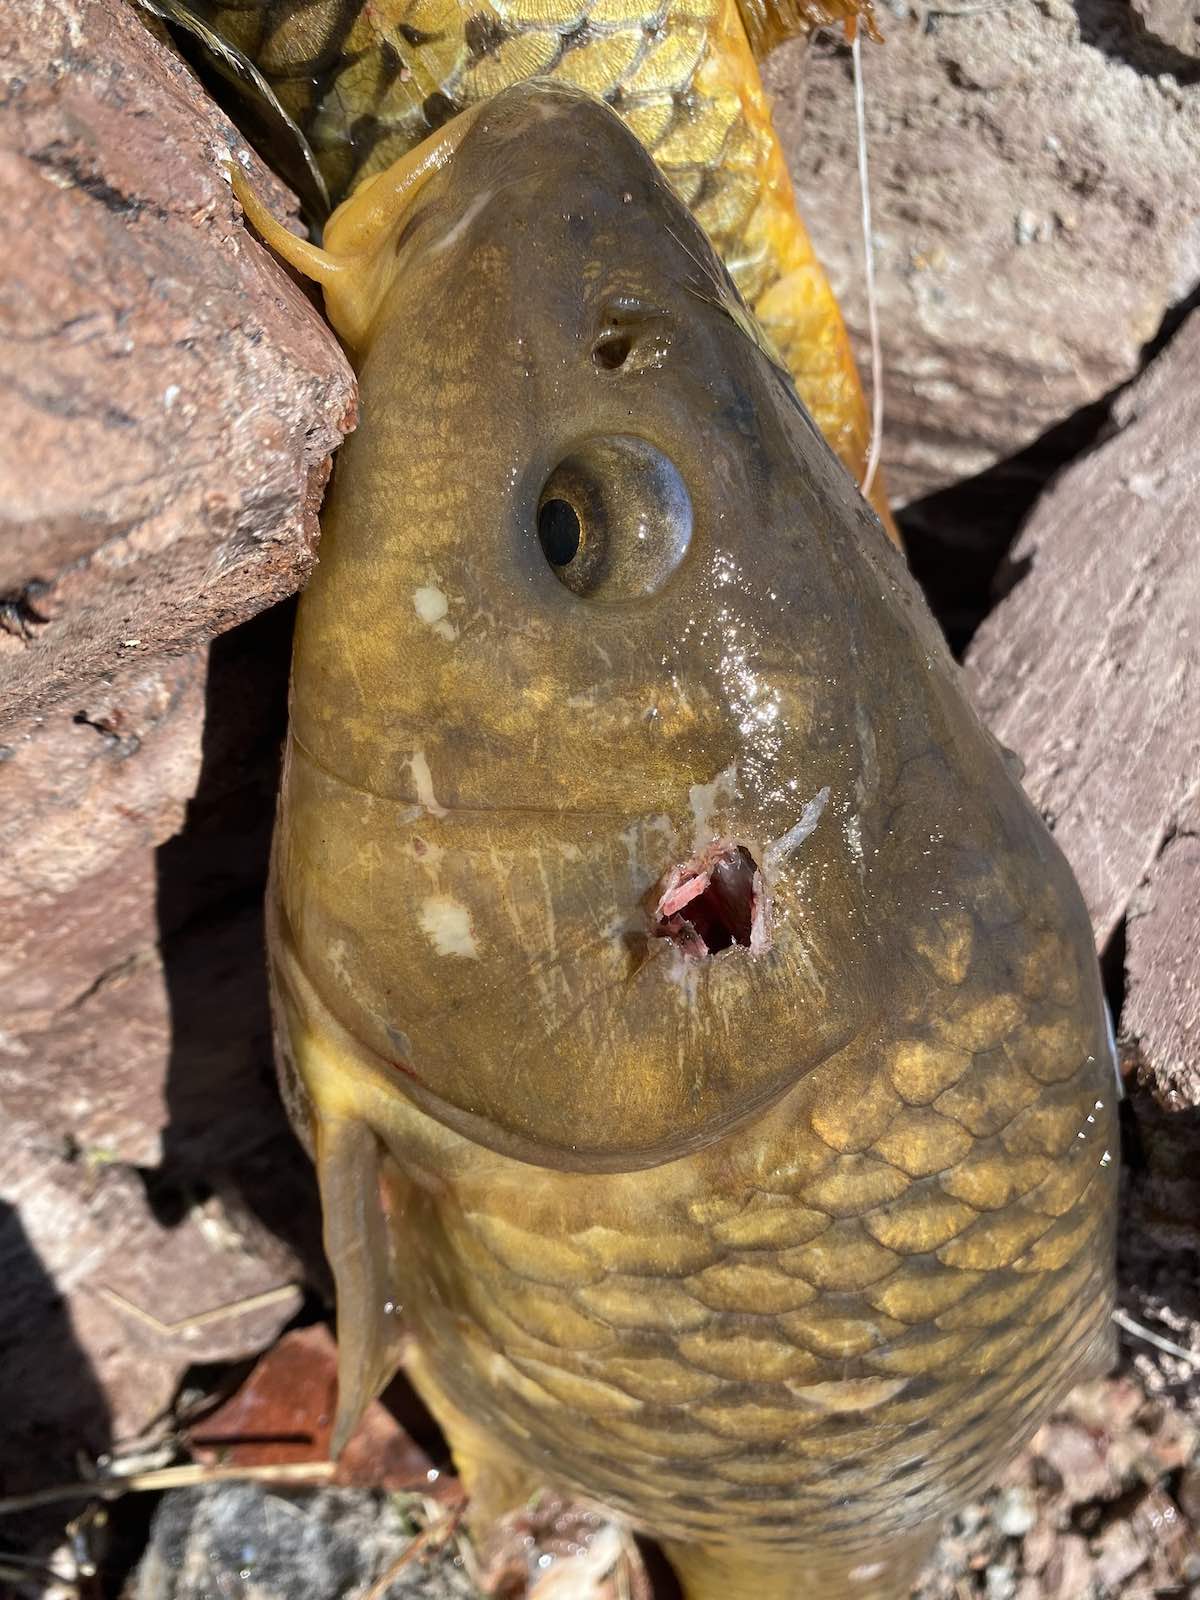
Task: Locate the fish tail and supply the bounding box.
[686,0,895,532]
[161,0,895,529]
[736,0,880,57]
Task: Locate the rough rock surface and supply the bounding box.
[1130,0,1200,58]
[770,0,1200,508]
[0,1148,302,1462]
[914,1375,1199,1598]
[0,0,355,729]
[0,0,342,1493]
[1124,791,1200,1113]
[135,1484,478,1600]
[0,610,324,1491]
[967,310,1200,1108]
[133,1477,653,1600]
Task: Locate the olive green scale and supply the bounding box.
[385,900,1116,1553]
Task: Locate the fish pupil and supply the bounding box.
[538,498,582,567]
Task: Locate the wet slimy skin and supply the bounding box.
[255,83,1118,1600]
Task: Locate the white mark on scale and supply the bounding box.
[408,749,446,817]
[412,585,457,642]
[419,896,479,958]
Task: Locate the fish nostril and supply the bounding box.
[590,300,672,374]
[652,843,766,959]
[593,331,633,369]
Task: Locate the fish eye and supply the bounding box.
[535,436,693,601]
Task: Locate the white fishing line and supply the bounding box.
[1112,1308,1199,1367]
[852,29,884,501]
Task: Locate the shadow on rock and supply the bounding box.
[899,395,1111,657]
[1117,1089,1200,1413]
[0,1199,111,1548]
[152,601,325,1290]
[1071,0,1200,82]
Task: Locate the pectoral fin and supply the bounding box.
[267,888,409,1453]
[313,1110,404,1455]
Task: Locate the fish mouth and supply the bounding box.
[650,840,770,959]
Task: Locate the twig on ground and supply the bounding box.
[361,1502,465,1600]
[97,1282,299,1336]
[0,1460,336,1517]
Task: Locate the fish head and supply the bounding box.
[272,80,1107,1176]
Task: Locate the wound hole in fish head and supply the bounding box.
[652,842,768,959]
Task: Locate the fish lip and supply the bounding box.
[650,838,770,959]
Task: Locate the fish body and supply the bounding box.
[166,0,891,522]
[257,83,1119,1600]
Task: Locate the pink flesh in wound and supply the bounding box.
[652,842,767,958]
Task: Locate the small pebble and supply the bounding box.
[985,1563,1017,1600]
[995,1486,1037,1539]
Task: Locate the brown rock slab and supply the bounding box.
[966,311,1200,1107]
[0,609,317,1173]
[0,0,355,731]
[0,1137,301,1482]
[1,654,205,1139]
[189,1325,444,1494]
[769,3,1200,506]
[0,612,324,1479]
[1124,806,1200,1112]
